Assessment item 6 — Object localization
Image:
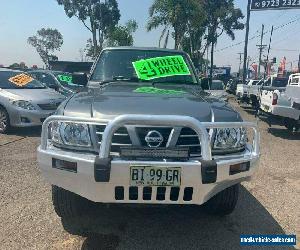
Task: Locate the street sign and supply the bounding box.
[251,0,300,11]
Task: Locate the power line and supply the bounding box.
[215,15,300,53]
[271,48,300,52]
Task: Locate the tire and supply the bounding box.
[0,106,10,134]
[202,184,239,216]
[52,185,94,218]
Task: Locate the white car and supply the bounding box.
[247,79,262,107]
[259,75,299,131]
[236,81,250,101]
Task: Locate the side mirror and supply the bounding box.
[72,72,88,86]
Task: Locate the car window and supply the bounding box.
[291,77,299,85]
[264,79,271,86]
[53,72,82,88]
[257,80,263,86]
[39,73,57,86]
[211,81,224,90]
[0,71,46,89]
[90,50,197,84]
[272,78,288,88]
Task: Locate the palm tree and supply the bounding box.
[147,0,197,49]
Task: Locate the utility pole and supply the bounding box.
[238,52,244,78]
[257,24,267,78]
[247,56,251,78]
[264,25,274,78]
[298,54,300,73]
[242,0,251,85]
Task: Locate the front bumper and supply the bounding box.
[8,106,54,127]
[37,115,260,205]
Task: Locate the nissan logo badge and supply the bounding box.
[145,130,164,148]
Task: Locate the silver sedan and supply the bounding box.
[0,69,66,133]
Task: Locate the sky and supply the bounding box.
[0,0,300,71]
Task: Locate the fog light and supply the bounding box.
[52,158,77,173]
[21,117,30,123]
[230,162,250,175]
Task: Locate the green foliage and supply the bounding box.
[204,0,244,43]
[147,0,244,73]
[84,38,101,60]
[147,0,202,49]
[9,62,28,69]
[106,19,138,47]
[56,0,121,57]
[28,28,63,69]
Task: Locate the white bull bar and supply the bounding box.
[41,114,260,161]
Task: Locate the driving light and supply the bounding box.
[50,122,91,148]
[11,100,36,110]
[213,128,247,150]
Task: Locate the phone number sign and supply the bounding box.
[251,0,300,10]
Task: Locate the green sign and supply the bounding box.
[132,55,191,81]
[134,87,187,95]
[57,74,73,83]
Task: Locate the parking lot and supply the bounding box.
[0,98,299,250]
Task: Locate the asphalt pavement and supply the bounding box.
[0,99,299,250]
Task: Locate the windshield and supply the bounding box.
[0,71,46,89]
[211,81,224,90]
[53,72,82,88]
[273,78,288,87]
[90,50,197,84]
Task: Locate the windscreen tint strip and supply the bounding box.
[132,55,191,81]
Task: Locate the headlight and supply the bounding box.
[50,121,91,148]
[11,100,36,110]
[213,128,247,150]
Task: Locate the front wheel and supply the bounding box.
[202,184,239,216]
[0,106,10,134]
[52,185,94,218]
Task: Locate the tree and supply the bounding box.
[203,0,244,82]
[28,28,63,69]
[147,0,199,49]
[56,0,120,56]
[106,19,138,47]
[94,0,120,50]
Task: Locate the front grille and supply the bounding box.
[38,102,61,110]
[95,125,131,156]
[136,127,172,147]
[95,125,202,159]
[177,128,201,157]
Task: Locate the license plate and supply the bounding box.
[130,166,181,186]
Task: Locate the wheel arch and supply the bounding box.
[0,102,10,122]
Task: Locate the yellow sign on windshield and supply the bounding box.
[8,73,34,87]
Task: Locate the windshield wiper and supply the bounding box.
[98,76,151,86]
